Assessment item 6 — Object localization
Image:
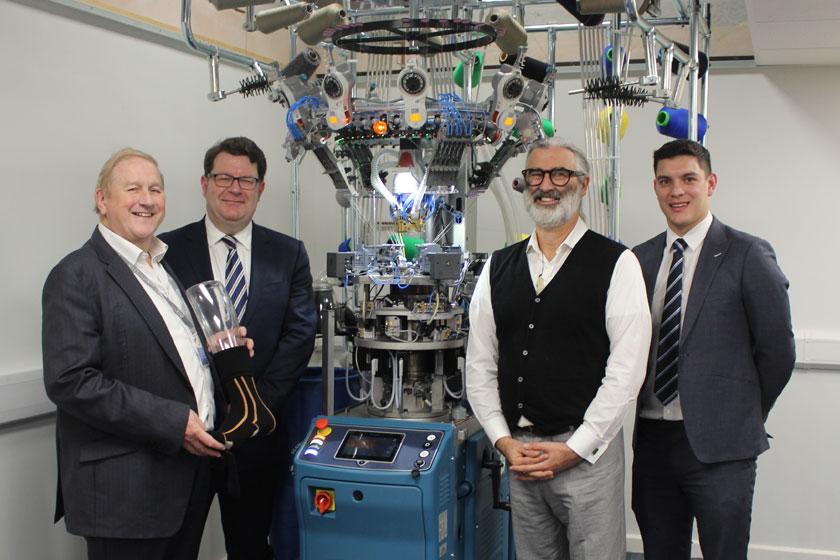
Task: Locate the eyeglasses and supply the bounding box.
[208,173,260,190]
[521,167,585,188]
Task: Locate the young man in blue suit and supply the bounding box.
[632,139,795,560]
[160,137,317,560]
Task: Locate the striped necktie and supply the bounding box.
[222,236,248,321]
[654,238,688,406]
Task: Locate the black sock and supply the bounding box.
[209,346,276,447]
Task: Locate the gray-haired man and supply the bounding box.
[466,140,651,559]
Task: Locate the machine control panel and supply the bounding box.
[298,418,445,472]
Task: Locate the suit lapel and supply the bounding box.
[91,229,190,383]
[638,233,666,306]
[184,220,214,285]
[681,218,730,343]
[243,224,267,325]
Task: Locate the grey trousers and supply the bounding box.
[509,428,626,560]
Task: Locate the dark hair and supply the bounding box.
[653,139,712,175]
[204,136,267,180]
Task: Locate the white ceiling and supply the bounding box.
[744,0,840,65]
[521,0,840,66]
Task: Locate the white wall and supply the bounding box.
[1,0,839,558]
[0,0,300,557]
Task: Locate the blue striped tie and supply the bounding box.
[654,238,687,405]
[222,236,248,321]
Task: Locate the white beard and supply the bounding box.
[523,183,583,229]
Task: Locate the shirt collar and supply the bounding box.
[666,211,713,252]
[526,217,590,259]
[98,223,167,266]
[205,215,253,253]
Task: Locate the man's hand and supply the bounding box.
[495,436,543,468]
[237,326,255,358]
[205,326,254,356]
[509,441,583,481]
[182,410,225,458]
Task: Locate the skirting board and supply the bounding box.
[628,534,840,559]
[0,369,55,426]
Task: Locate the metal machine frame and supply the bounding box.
[177,2,712,558]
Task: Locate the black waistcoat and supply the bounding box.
[489,230,625,434]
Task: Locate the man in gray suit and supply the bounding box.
[631,139,795,560]
[42,148,227,559]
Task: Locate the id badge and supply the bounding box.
[196,346,210,367]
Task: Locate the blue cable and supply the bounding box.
[286,96,321,141]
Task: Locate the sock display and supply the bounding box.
[209,345,276,447]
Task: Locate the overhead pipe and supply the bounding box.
[180,0,280,77]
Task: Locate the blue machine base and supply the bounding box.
[292,415,512,560]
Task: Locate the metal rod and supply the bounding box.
[700,1,711,145]
[524,18,691,67]
[547,28,557,125]
[208,53,223,101]
[321,308,336,415]
[660,43,674,99]
[180,0,278,75]
[524,17,688,33]
[643,28,658,84]
[244,5,256,32]
[289,31,301,239]
[688,0,700,140]
[609,14,621,240]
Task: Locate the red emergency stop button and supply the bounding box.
[315,417,329,431]
[314,489,334,515]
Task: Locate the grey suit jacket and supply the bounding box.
[633,217,795,463]
[42,228,216,538]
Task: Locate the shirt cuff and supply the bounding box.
[566,423,609,464]
[484,417,513,449]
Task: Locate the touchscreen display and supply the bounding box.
[336,430,404,462]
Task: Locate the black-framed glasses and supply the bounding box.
[208,173,260,190]
[521,167,584,188]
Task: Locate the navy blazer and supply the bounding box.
[633,217,795,463]
[42,228,222,538]
[160,219,317,472]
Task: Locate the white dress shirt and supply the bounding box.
[465,218,651,463]
[639,211,714,420]
[206,216,253,288]
[98,224,216,429]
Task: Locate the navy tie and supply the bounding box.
[654,238,687,405]
[222,236,248,321]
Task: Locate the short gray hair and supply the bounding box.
[525,139,590,177]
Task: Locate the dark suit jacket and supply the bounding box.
[633,217,795,463]
[42,228,221,538]
[160,219,316,472]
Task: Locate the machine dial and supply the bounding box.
[503,76,524,99]
[400,71,426,96]
[323,74,344,99]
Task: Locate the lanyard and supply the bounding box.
[123,256,198,339]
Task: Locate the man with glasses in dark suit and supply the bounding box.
[161,137,317,560]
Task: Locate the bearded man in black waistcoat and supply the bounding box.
[466,139,651,560]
